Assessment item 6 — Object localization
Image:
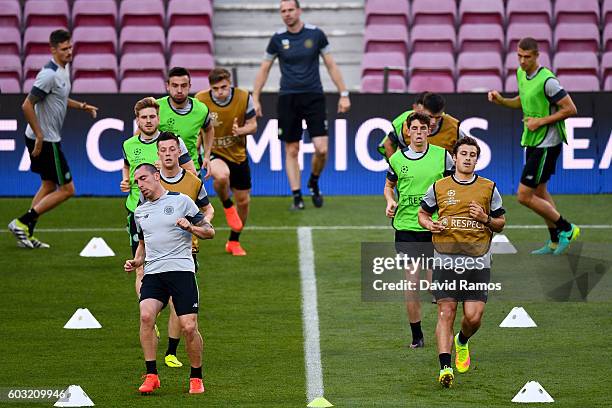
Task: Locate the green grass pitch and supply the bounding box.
[1,195,610,407]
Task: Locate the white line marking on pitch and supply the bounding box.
[298,226,325,403]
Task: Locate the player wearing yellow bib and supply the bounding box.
[488,37,579,255]
[195,68,257,256]
[418,137,506,388]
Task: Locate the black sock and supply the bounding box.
[190,366,203,379]
[458,330,470,345]
[222,198,234,209]
[145,360,157,375]
[19,209,39,235]
[555,216,572,232]
[548,227,559,243]
[292,189,302,205]
[229,230,241,242]
[309,173,319,185]
[165,337,180,356]
[410,321,423,342]
[439,353,452,370]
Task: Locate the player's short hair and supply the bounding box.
[168,66,191,81]
[134,163,159,175]
[414,91,429,106]
[208,68,232,85]
[423,93,445,114]
[156,131,181,147]
[407,112,431,128]
[134,97,160,117]
[453,136,481,158]
[518,37,539,52]
[281,0,300,8]
[49,29,71,47]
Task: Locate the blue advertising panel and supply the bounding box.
[0,93,610,196]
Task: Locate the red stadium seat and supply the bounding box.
[0,27,20,56]
[120,77,166,93]
[457,52,502,77]
[459,0,504,25]
[458,24,504,53]
[602,52,612,88]
[0,54,21,93]
[120,52,166,80]
[169,53,214,92]
[554,52,600,92]
[554,0,599,25]
[361,74,406,93]
[72,53,117,81]
[408,52,455,93]
[457,75,502,93]
[168,0,212,27]
[506,23,552,55]
[24,26,67,56]
[119,0,164,28]
[604,0,612,26]
[120,26,165,55]
[0,0,21,30]
[24,0,69,28]
[167,25,214,55]
[605,76,612,91]
[556,75,600,91]
[504,52,552,92]
[506,0,551,25]
[411,0,456,26]
[72,26,117,55]
[364,24,408,58]
[72,0,117,28]
[365,0,409,26]
[410,24,455,54]
[23,54,50,84]
[604,25,612,52]
[73,77,118,93]
[360,52,406,92]
[554,23,600,53]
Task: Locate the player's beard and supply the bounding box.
[170,94,187,105]
[139,126,157,138]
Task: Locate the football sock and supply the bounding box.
[548,227,559,243]
[166,337,180,356]
[145,360,158,375]
[410,321,423,343]
[292,190,302,205]
[222,198,234,209]
[458,330,470,345]
[19,208,39,235]
[439,353,452,370]
[308,173,319,186]
[229,230,241,242]
[190,366,203,379]
[555,216,572,232]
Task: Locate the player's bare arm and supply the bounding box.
[523,95,578,132]
[383,137,397,158]
[120,163,130,192]
[418,207,445,233]
[180,158,197,175]
[200,124,214,179]
[125,240,145,272]
[176,217,215,240]
[68,98,98,118]
[468,201,506,233]
[253,59,274,117]
[232,116,257,137]
[384,179,398,218]
[21,93,45,157]
[200,203,215,223]
[487,90,522,109]
[322,53,351,113]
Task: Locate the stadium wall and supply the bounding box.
[0,93,610,196]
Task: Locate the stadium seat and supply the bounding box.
[361,74,406,93]
[457,75,502,93]
[459,0,504,25]
[365,0,409,26]
[360,51,406,93]
[169,53,214,92]
[73,77,118,93]
[457,52,502,77]
[0,54,21,93]
[411,0,456,26]
[410,24,455,54]
[120,26,165,55]
[24,26,67,56]
[554,23,600,53]
[602,52,612,89]
[120,52,166,80]
[72,26,117,55]
[504,52,552,92]
[364,24,408,58]
[119,0,165,28]
[167,26,214,55]
[72,53,118,93]
[554,52,600,91]
[506,0,551,25]
[554,0,599,25]
[0,0,21,30]
[506,23,552,55]
[408,52,454,93]
[604,25,612,52]
[24,0,69,28]
[604,0,612,26]
[458,24,504,53]
[605,76,612,91]
[23,54,51,85]
[72,0,117,28]
[168,0,212,27]
[0,27,20,56]
[556,74,600,91]
[120,77,166,93]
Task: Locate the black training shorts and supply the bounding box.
[210,153,252,190]
[432,268,491,303]
[277,92,327,142]
[25,136,72,185]
[394,230,434,260]
[140,271,200,316]
[520,144,562,188]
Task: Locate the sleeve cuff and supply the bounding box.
[179,153,191,165]
[30,86,49,100]
[386,172,398,182]
[420,201,438,214]
[550,89,568,104]
[490,207,506,218]
[196,196,210,207]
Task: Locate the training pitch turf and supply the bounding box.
[1,195,611,407]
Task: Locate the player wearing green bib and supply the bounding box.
[488,37,579,255]
[384,112,454,348]
[158,67,214,176]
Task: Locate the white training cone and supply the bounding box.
[499,307,537,328]
[79,237,115,257]
[512,381,554,403]
[54,385,95,407]
[64,308,102,329]
[491,234,518,254]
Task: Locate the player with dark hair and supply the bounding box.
[419,136,506,388]
[488,37,579,255]
[195,68,257,256]
[253,0,351,209]
[8,29,98,249]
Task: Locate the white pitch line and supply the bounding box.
[2,224,611,233]
[298,226,325,403]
